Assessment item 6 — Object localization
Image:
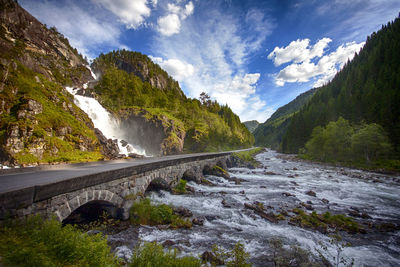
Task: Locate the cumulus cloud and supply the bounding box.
[20,0,121,58]
[271,39,364,87]
[153,2,275,122]
[268,38,332,66]
[157,1,194,36]
[92,0,152,29]
[150,56,194,81]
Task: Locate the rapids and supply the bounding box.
[109,150,400,266]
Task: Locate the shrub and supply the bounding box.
[173,179,187,194]
[0,215,117,267]
[130,242,201,267]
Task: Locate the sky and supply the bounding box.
[19,0,400,123]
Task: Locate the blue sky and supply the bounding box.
[20,0,400,122]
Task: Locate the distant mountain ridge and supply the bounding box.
[254,88,317,150]
[243,120,259,133]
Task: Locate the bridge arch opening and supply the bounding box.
[62,200,121,225]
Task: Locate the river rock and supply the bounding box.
[94,128,119,159]
[120,140,128,147]
[182,168,203,184]
[282,192,295,197]
[221,199,231,208]
[305,190,317,197]
[162,240,176,247]
[192,217,205,226]
[173,207,193,217]
[321,198,329,204]
[290,181,299,186]
[244,202,278,223]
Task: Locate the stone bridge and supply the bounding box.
[0,151,237,222]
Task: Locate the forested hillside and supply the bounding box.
[90,50,254,153]
[254,88,316,149]
[281,16,400,160]
[243,120,259,133]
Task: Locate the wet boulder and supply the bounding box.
[305,190,317,197]
[192,217,205,226]
[173,206,193,217]
[147,177,171,191]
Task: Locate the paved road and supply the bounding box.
[0,149,250,194]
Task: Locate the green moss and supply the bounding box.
[290,209,361,233]
[14,152,39,165]
[213,165,228,174]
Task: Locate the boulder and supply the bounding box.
[128,153,144,159]
[94,128,119,159]
[244,202,278,223]
[305,190,317,197]
[173,206,192,217]
[182,168,202,184]
[192,217,205,226]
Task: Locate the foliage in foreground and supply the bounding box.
[129,198,192,228]
[209,242,252,267]
[130,242,201,267]
[0,215,117,267]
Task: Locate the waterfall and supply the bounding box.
[65,68,146,156]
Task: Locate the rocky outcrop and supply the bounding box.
[117,108,185,156]
[94,128,119,159]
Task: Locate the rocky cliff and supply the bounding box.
[0,0,117,166]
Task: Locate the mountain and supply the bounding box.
[87,50,254,155]
[0,0,253,165]
[243,120,259,133]
[253,88,317,150]
[0,0,119,166]
[281,15,400,156]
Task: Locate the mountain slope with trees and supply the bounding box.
[89,50,254,154]
[253,88,317,149]
[279,15,400,167]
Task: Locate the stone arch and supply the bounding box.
[54,189,124,222]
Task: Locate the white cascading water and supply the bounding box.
[65,68,146,156]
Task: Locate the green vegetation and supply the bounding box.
[269,238,322,267]
[290,208,361,233]
[254,88,317,150]
[232,147,264,166]
[130,242,201,267]
[91,50,254,153]
[0,215,117,267]
[208,242,251,267]
[316,234,354,267]
[129,198,192,229]
[281,16,400,162]
[173,179,187,194]
[301,117,397,170]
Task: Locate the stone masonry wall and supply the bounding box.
[7,156,229,221]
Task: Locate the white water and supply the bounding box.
[111,150,400,266]
[65,69,146,156]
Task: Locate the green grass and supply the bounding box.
[129,198,192,228]
[0,215,117,267]
[130,242,201,267]
[232,147,264,166]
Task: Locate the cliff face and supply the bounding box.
[0,0,114,165]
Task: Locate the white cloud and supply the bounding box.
[153,4,275,122]
[92,0,152,29]
[157,1,194,36]
[268,38,332,66]
[157,14,181,36]
[150,56,194,81]
[272,39,364,87]
[20,0,121,59]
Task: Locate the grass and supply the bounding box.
[290,209,361,233]
[130,242,201,267]
[0,215,117,267]
[232,147,264,166]
[129,198,192,229]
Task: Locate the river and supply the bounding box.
[109,150,400,266]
